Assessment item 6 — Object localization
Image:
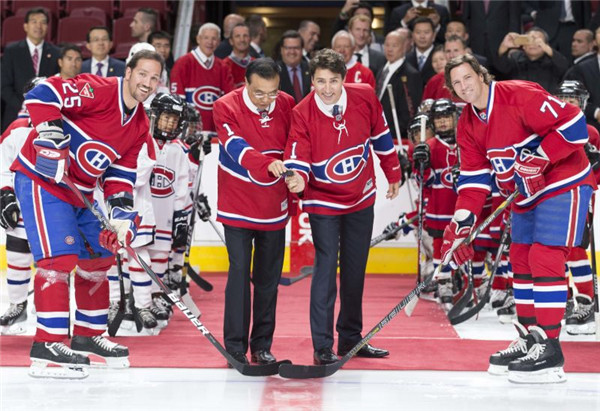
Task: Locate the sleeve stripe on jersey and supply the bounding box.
[26,82,64,107]
[218,163,251,183]
[104,166,136,185]
[224,136,251,164]
[460,168,492,176]
[370,128,390,140]
[283,159,310,173]
[25,99,61,110]
[108,163,136,174]
[514,133,540,148]
[217,210,289,224]
[373,146,396,155]
[370,132,394,152]
[103,176,134,189]
[263,149,284,155]
[457,183,492,193]
[557,112,588,144]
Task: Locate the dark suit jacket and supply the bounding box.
[523,1,591,41]
[368,49,386,79]
[81,57,126,77]
[496,49,569,94]
[406,49,436,87]
[461,1,521,71]
[565,57,600,132]
[385,2,450,44]
[215,39,233,59]
[277,60,311,103]
[1,40,60,131]
[378,61,423,140]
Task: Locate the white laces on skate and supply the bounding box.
[520,342,545,362]
[490,289,507,303]
[499,337,528,356]
[51,342,78,356]
[92,336,121,351]
[572,304,592,320]
[5,303,23,317]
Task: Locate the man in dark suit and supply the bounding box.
[564,29,600,132]
[1,8,59,131]
[348,14,386,77]
[405,17,437,87]
[460,1,521,72]
[81,27,126,78]
[377,30,422,140]
[385,0,450,45]
[276,30,311,103]
[570,29,596,66]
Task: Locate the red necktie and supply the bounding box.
[32,48,39,75]
[292,67,302,103]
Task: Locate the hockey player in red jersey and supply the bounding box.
[284,49,401,365]
[213,58,296,367]
[170,23,235,132]
[441,54,595,383]
[11,50,164,379]
[222,23,254,89]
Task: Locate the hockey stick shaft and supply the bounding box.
[61,175,286,376]
[207,218,226,245]
[279,265,313,286]
[370,215,418,247]
[588,201,600,340]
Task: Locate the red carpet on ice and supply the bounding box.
[1,274,599,372]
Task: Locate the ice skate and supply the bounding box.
[71,335,130,369]
[29,341,90,379]
[488,321,533,375]
[151,293,171,320]
[0,301,28,335]
[489,289,508,310]
[508,326,566,384]
[565,295,596,335]
[496,290,516,324]
[138,307,158,329]
[437,279,454,312]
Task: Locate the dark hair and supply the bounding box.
[126,49,165,74]
[575,29,594,43]
[230,22,249,35]
[445,35,468,49]
[148,30,172,45]
[355,2,374,19]
[309,48,347,78]
[444,54,493,99]
[432,44,445,56]
[59,44,82,59]
[526,26,549,44]
[245,58,281,82]
[274,30,304,61]
[137,7,158,31]
[447,18,468,32]
[247,14,266,38]
[25,7,49,23]
[86,26,112,43]
[410,16,435,32]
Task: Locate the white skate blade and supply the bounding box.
[508,367,567,384]
[156,319,169,330]
[0,323,27,335]
[28,360,89,379]
[565,322,596,335]
[487,363,508,375]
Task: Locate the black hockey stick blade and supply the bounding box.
[186,264,213,291]
[280,265,313,286]
[278,275,432,379]
[107,309,125,337]
[447,265,474,321]
[449,289,490,325]
[370,215,418,247]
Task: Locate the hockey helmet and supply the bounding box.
[430,98,458,143]
[418,98,435,114]
[150,92,186,140]
[22,76,47,97]
[407,112,434,144]
[556,80,589,110]
[183,102,203,145]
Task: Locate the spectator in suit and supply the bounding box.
[406,17,437,87]
[248,14,267,58]
[82,26,126,77]
[130,8,158,43]
[299,20,321,62]
[385,0,450,45]
[276,30,311,103]
[564,27,600,132]
[571,29,596,65]
[444,19,489,67]
[348,15,386,77]
[149,31,174,72]
[215,14,245,59]
[460,1,521,72]
[1,7,60,131]
[332,31,375,89]
[57,44,82,80]
[223,23,253,88]
[496,27,569,94]
[522,0,591,57]
[377,30,422,140]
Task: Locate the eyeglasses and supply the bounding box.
[282,46,302,51]
[252,91,280,99]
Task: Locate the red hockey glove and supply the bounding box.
[513,149,549,197]
[440,210,475,270]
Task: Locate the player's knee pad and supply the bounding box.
[5,234,31,253]
[529,243,570,279]
[509,243,531,274]
[37,254,78,272]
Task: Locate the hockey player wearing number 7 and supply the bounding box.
[10,50,165,379]
[441,54,596,384]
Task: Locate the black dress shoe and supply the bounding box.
[251,349,277,365]
[313,348,339,365]
[227,351,249,368]
[338,343,389,358]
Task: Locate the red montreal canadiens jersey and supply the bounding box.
[12,75,149,207]
[213,87,296,231]
[284,84,402,215]
[455,80,595,215]
[345,61,376,89]
[587,124,600,183]
[170,49,234,132]
[422,137,458,233]
[223,56,253,89]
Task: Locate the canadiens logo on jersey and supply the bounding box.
[75,141,119,177]
[79,83,94,99]
[150,165,176,197]
[322,142,369,184]
[191,86,221,111]
[439,167,455,189]
[488,147,517,183]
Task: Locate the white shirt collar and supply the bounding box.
[346,56,358,69]
[385,57,405,74]
[26,38,43,55]
[573,51,593,65]
[250,42,262,54]
[416,45,434,59]
[242,87,276,115]
[194,47,214,68]
[91,56,110,67]
[314,87,348,118]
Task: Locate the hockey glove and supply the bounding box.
[0,188,20,229]
[513,148,549,197]
[412,143,430,171]
[33,121,70,183]
[398,151,412,185]
[585,143,600,171]
[171,210,189,249]
[450,163,460,190]
[382,212,416,240]
[99,194,140,254]
[440,210,475,270]
[195,193,211,222]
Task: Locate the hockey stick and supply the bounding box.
[207,218,226,245]
[446,262,474,318]
[175,264,213,292]
[62,175,290,376]
[107,254,127,337]
[370,215,418,247]
[279,265,313,286]
[588,203,600,340]
[279,191,519,379]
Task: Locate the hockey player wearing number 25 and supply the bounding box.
[441,54,595,384]
[10,50,165,379]
[283,49,402,366]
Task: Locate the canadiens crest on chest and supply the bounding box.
[150,166,176,197]
[75,141,119,177]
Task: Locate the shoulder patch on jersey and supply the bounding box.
[79,83,95,99]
